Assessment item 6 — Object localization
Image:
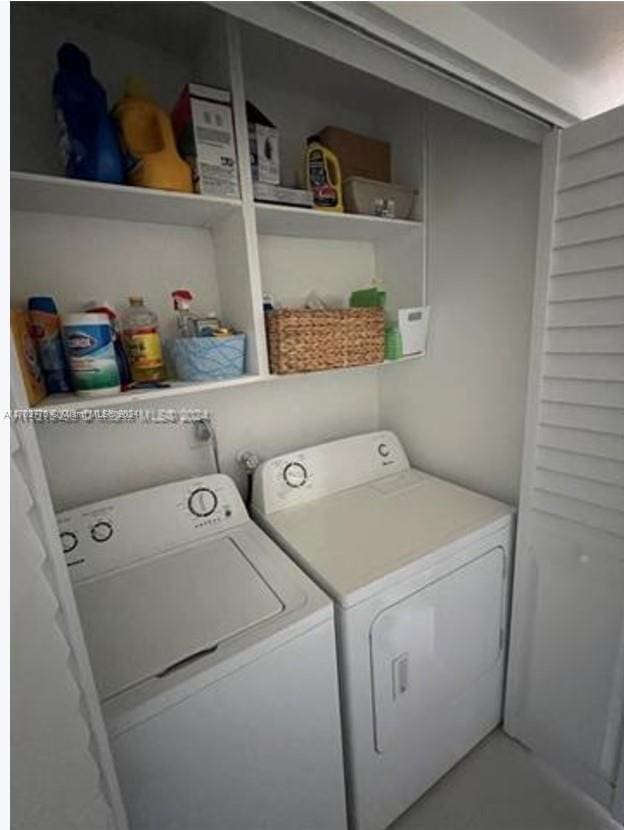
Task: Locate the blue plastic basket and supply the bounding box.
[169,334,246,381]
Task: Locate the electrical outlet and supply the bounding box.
[187,415,213,449]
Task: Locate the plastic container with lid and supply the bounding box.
[122,297,166,382]
[344,177,416,220]
[84,301,132,389]
[62,313,121,397]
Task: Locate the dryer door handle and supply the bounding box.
[392,653,409,699]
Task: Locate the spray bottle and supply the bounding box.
[172,289,196,338]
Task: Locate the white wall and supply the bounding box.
[379,104,541,505]
[37,370,379,511]
[10,212,221,342]
[33,105,539,512]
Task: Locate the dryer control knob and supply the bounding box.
[188,487,218,517]
[283,462,308,488]
[60,531,78,554]
[378,442,391,458]
[91,521,113,543]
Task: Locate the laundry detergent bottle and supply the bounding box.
[113,77,192,192]
[53,43,124,183]
[304,137,343,212]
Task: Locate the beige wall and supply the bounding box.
[379,105,541,505]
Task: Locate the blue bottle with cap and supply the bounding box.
[53,43,125,183]
[27,296,72,394]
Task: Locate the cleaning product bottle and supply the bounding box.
[52,43,124,183]
[27,296,72,393]
[172,289,196,337]
[84,301,132,389]
[304,136,343,212]
[11,309,47,405]
[113,77,192,192]
[384,325,403,361]
[122,297,166,382]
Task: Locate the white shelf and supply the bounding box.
[255,202,421,242]
[11,172,242,228]
[270,352,426,381]
[30,353,425,411]
[33,374,263,411]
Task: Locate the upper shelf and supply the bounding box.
[10,172,242,228]
[254,202,422,242]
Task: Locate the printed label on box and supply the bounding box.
[191,99,239,198]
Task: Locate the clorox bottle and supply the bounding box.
[304,136,343,212]
[53,43,124,183]
[113,77,192,192]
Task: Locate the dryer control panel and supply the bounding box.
[253,431,410,515]
[57,474,248,584]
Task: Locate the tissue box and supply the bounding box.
[169,335,246,381]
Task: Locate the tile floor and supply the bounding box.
[390,730,621,830]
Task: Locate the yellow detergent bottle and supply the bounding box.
[304,136,343,212]
[113,76,192,192]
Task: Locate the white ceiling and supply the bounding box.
[465,2,624,117]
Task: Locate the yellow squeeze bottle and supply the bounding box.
[304,137,343,212]
[113,77,192,193]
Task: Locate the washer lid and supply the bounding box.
[74,537,284,700]
[265,471,512,607]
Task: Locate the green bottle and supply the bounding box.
[384,326,403,360]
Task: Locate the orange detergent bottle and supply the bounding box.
[113,77,192,192]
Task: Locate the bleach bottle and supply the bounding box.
[53,43,124,183]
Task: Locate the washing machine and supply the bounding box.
[252,431,514,830]
[57,474,347,830]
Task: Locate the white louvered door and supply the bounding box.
[505,105,624,818]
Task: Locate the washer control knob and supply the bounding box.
[378,442,391,458]
[283,461,308,488]
[60,531,78,554]
[90,521,113,543]
[188,487,218,517]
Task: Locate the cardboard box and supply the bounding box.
[247,102,279,184]
[172,84,240,198]
[318,126,390,183]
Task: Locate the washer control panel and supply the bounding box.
[253,431,410,515]
[56,474,247,584]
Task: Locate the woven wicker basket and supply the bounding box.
[266,307,385,374]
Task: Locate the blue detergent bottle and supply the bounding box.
[53,43,124,183]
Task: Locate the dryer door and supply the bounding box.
[370,546,505,753]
